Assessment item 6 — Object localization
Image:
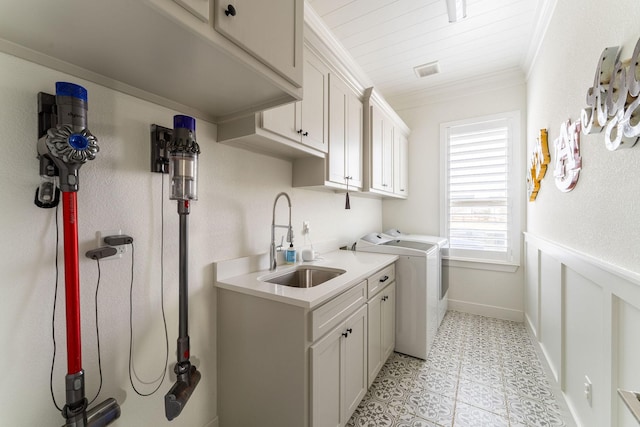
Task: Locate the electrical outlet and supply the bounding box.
[302,221,310,235]
[96,229,126,260]
[584,375,592,406]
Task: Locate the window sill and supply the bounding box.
[443,257,520,273]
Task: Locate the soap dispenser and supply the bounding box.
[285,243,297,264]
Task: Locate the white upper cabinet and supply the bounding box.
[394,132,409,197]
[346,90,364,190]
[218,47,328,159]
[327,74,363,189]
[0,0,303,123]
[292,71,362,191]
[369,104,394,193]
[363,88,410,199]
[301,53,330,151]
[213,0,302,87]
[262,49,329,152]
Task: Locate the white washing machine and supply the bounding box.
[358,233,439,360]
[382,229,449,327]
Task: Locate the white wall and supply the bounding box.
[524,0,640,425]
[384,83,527,320]
[0,51,382,427]
[526,0,640,273]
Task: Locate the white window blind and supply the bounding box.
[441,113,520,265]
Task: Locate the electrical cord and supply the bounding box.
[88,258,104,405]
[127,173,169,396]
[50,203,62,412]
[50,200,105,410]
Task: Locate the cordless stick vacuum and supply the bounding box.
[164,115,202,421]
[36,82,121,427]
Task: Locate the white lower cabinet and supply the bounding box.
[217,262,395,427]
[367,282,396,385]
[367,269,396,386]
[311,304,367,427]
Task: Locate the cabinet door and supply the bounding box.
[328,74,347,184]
[300,51,329,152]
[342,305,368,423]
[367,293,383,386]
[382,120,394,192]
[311,329,342,427]
[262,101,300,142]
[381,282,396,361]
[346,91,363,189]
[370,105,393,192]
[213,0,302,85]
[394,133,409,197]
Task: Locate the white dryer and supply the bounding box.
[358,233,439,360]
[383,229,449,326]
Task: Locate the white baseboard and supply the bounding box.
[448,299,524,322]
[524,312,537,338]
[203,417,219,427]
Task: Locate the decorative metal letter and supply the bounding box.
[527,129,549,201]
[581,37,640,150]
[581,46,619,135]
[553,119,581,192]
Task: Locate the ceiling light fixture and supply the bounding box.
[446,0,467,23]
[414,61,440,78]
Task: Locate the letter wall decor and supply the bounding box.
[553,119,582,192]
[527,129,549,201]
[581,38,640,150]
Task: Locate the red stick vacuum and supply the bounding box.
[37,82,120,427]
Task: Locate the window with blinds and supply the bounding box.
[440,112,520,265]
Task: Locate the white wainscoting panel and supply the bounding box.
[564,267,604,426]
[524,233,640,427]
[525,244,540,337]
[539,252,562,383]
[616,299,640,427]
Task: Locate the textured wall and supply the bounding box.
[0,52,382,426]
[526,0,640,274]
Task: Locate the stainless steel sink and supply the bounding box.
[261,266,346,288]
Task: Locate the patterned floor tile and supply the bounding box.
[405,391,456,426]
[459,362,503,388]
[507,394,566,427]
[416,369,459,398]
[425,350,461,374]
[456,379,508,417]
[347,311,573,427]
[454,401,510,427]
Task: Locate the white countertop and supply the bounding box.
[215,250,398,309]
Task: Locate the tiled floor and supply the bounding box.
[347,311,574,427]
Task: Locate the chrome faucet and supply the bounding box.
[270,192,293,271]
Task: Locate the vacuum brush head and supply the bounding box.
[164,365,201,421]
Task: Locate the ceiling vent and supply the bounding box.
[413,61,440,78]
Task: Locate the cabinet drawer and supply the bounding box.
[311,281,366,342]
[367,264,395,298]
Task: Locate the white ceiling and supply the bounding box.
[306,0,554,110]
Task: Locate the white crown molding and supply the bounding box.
[522,0,558,80]
[304,1,409,132]
[303,1,372,95]
[364,87,411,134]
